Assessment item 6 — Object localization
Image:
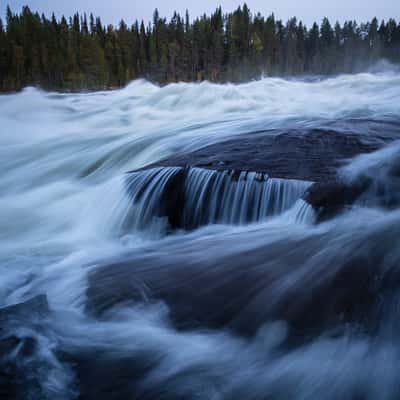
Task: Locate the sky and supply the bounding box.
[3,0,400,27]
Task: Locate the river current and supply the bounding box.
[1,73,400,399]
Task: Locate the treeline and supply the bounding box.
[1,4,400,91]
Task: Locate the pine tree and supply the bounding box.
[0,5,399,92]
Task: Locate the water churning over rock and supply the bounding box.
[125,166,311,232]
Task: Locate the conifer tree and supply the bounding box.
[0,4,398,92]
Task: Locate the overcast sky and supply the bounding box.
[4,0,400,26]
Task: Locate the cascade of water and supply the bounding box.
[125,166,312,232]
[183,168,311,227]
[124,167,183,235]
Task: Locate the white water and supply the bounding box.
[1,72,400,399]
[1,73,398,248]
[125,166,311,233]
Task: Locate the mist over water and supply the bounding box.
[1,72,400,399]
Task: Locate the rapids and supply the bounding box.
[1,72,400,399]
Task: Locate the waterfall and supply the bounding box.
[125,166,311,232]
[124,166,184,235]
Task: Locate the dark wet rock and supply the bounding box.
[66,349,159,400]
[86,216,395,341]
[0,296,49,399]
[304,149,400,220]
[0,295,75,400]
[303,178,371,221]
[0,294,49,323]
[141,126,392,182]
[129,123,400,222]
[158,167,187,229]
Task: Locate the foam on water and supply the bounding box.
[1,73,400,399]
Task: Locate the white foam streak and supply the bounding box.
[0,73,400,398]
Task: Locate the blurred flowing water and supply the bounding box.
[1,73,400,399]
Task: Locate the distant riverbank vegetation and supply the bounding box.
[1,4,399,92]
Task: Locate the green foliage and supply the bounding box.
[1,5,400,91]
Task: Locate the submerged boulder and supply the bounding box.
[86,208,400,340]
[0,294,49,322]
[140,125,392,182]
[0,295,53,399]
[127,123,399,224]
[303,178,371,221]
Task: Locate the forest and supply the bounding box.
[1,4,400,91]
